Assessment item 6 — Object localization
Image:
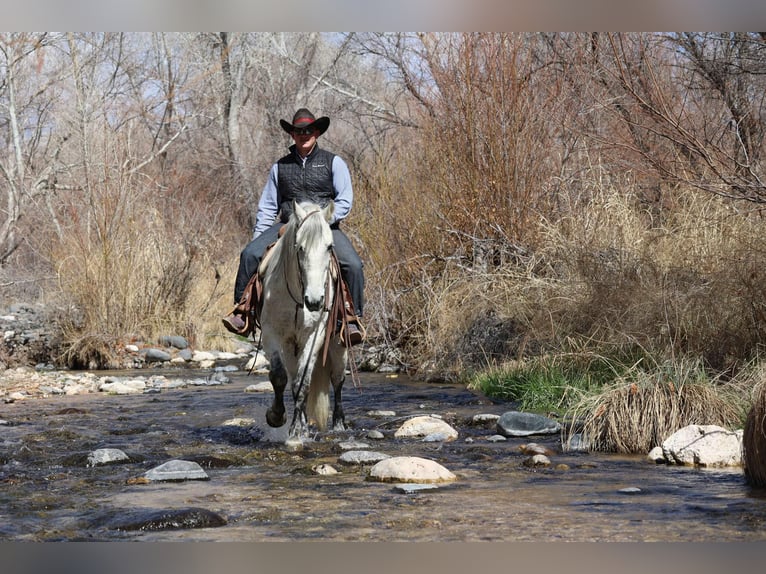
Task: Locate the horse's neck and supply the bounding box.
[269,227,301,295]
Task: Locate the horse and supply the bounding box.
[258,200,349,449]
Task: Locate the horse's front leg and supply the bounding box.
[286,347,318,447]
[331,374,347,431]
[266,353,287,428]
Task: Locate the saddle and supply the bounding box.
[224,242,364,349]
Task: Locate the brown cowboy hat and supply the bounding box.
[279,108,330,136]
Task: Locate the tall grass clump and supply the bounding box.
[563,358,741,454]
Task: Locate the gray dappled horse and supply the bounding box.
[259,201,349,449]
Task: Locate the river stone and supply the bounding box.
[159,335,188,349]
[145,348,172,363]
[99,380,146,395]
[87,448,130,467]
[245,381,274,393]
[336,440,371,451]
[367,456,457,484]
[144,460,209,482]
[394,416,458,441]
[473,413,501,425]
[496,411,561,437]
[661,425,743,467]
[338,450,391,465]
[312,464,339,475]
[366,430,385,440]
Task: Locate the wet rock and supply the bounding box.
[312,463,339,475]
[195,424,263,445]
[394,415,458,441]
[523,454,551,467]
[486,435,507,442]
[338,450,391,466]
[366,430,385,440]
[367,456,457,484]
[496,411,561,437]
[245,353,269,372]
[87,448,130,467]
[96,507,227,531]
[99,379,146,395]
[472,413,500,425]
[245,381,274,393]
[144,460,209,482]
[619,487,642,494]
[393,483,441,494]
[335,440,371,451]
[661,425,743,467]
[519,443,555,456]
[367,410,396,417]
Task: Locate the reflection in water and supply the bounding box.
[1,369,765,541]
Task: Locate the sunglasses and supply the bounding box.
[292,127,316,136]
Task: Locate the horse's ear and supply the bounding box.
[293,200,306,220]
[322,200,335,223]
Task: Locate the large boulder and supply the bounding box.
[661,424,743,467]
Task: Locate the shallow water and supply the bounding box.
[2,368,766,542]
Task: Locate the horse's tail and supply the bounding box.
[307,366,331,431]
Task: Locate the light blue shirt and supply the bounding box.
[252,154,353,239]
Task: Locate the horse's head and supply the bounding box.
[293,200,335,312]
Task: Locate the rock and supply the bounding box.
[366,430,385,440]
[393,483,441,494]
[647,446,665,463]
[245,353,269,372]
[472,413,500,425]
[222,417,256,427]
[99,380,146,395]
[159,335,188,349]
[144,460,209,482]
[335,440,371,451]
[338,450,391,466]
[245,381,274,393]
[394,415,458,441]
[523,454,551,467]
[96,507,226,531]
[618,487,642,494]
[312,464,339,475]
[486,434,507,442]
[367,456,457,484]
[87,448,130,467]
[367,410,396,417]
[519,443,555,456]
[496,411,561,437]
[144,348,172,363]
[661,425,743,467]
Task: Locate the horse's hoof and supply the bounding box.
[285,437,303,452]
[266,409,286,428]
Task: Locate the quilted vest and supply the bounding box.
[277,145,336,222]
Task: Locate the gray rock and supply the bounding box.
[496,411,561,437]
[144,348,172,363]
[339,450,391,465]
[159,335,188,349]
[87,448,130,467]
[144,460,209,482]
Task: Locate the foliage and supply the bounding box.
[563,358,743,454]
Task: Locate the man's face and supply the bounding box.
[292,126,319,155]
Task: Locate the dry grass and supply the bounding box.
[744,381,766,487]
[563,360,741,454]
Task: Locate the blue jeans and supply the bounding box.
[234,222,365,317]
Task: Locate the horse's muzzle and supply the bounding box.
[304,296,324,312]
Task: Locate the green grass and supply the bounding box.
[467,352,627,413]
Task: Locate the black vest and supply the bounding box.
[277,145,336,222]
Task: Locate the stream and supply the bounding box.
[2,367,766,542]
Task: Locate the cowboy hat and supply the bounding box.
[279,108,330,136]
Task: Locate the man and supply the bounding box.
[223,108,365,346]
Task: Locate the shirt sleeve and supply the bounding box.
[331,155,353,224]
[253,163,280,238]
